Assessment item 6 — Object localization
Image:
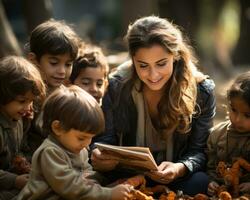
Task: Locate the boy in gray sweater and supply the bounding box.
[17,85,131,200]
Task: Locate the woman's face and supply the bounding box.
[133,44,174,92]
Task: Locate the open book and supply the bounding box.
[94,143,158,171]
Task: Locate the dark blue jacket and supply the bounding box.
[93,66,216,175]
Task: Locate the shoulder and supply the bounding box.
[196,78,216,110]
[33,138,67,161]
[209,120,230,140]
[211,120,230,133]
[197,78,215,95]
[105,60,133,101]
[108,61,132,87]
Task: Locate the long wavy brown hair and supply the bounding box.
[125,16,200,134]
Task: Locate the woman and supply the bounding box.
[91,16,216,195]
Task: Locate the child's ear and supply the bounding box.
[51,120,62,136]
[27,52,39,66]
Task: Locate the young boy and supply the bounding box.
[0,56,45,200]
[25,19,80,155]
[70,43,109,104]
[17,86,131,200]
[27,19,79,92]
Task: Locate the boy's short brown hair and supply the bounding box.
[27,19,79,61]
[42,85,104,135]
[0,56,46,105]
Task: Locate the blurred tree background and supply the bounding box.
[1,0,249,122]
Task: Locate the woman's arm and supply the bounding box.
[177,79,216,173]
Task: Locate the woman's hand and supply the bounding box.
[91,148,119,171]
[207,181,219,196]
[145,161,186,184]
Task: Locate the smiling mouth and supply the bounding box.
[148,78,162,84]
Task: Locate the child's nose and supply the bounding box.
[83,138,92,148]
[234,114,243,123]
[24,102,33,111]
[57,65,66,74]
[90,83,98,92]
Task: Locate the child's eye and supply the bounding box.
[50,62,58,65]
[244,113,250,118]
[65,63,73,68]
[231,108,237,112]
[18,100,26,104]
[97,80,104,88]
[229,105,236,113]
[82,80,90,85]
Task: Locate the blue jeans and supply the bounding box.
[168,171,209,196]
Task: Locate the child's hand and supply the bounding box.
[15,174,29,189]
[207,181,219,196]
[239,182,250,193]
[111,184,132,200]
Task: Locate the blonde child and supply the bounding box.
[207,71,250,196]
[70,43,109,104]
[0,56,45,200]
[17,85,131,200]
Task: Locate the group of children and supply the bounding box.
[0,19,131,200]
[0,18,249,200]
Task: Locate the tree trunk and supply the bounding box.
[22,0,52,34]
[232,0,250,66]
[0,0,22,58]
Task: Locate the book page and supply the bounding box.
[95,143,158,171]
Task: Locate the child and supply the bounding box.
[17,86,131,200]
[25,19,80,155]
[70,43,109,104]
[0,56,45,200]
[26,18,79,92]
[207,71,250,196]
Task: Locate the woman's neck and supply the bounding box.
[143,85,164,102]
[143,85,165,119]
